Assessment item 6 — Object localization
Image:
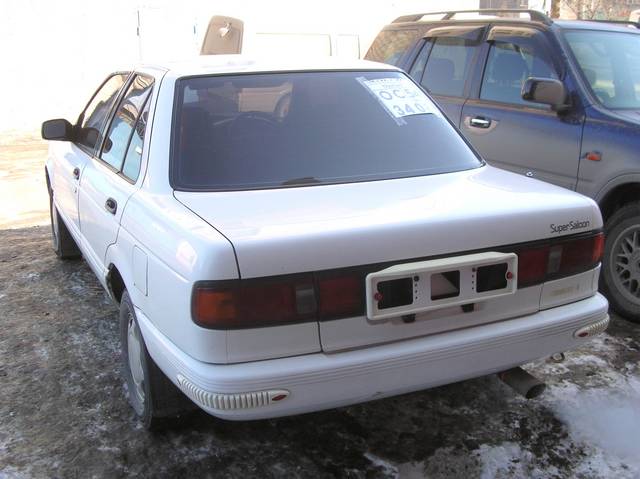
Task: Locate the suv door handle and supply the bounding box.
[72,167,80,180]
[105,198,117,215]
[469,117,492,129]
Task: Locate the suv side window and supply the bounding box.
[76,74,129,153]
[480,32,558,106]
[100,75,153,173]
[421,37,477,97]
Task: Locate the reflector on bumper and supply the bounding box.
[177,374,289,410]
[573,316,610,339]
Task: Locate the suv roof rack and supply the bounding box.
[392,9,553,26]
[587,19,640,29]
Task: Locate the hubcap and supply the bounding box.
[610,225,640,304]
[127,313,146,404]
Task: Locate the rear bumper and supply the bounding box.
[137,293,609,420]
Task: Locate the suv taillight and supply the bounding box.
[515,232,604,287]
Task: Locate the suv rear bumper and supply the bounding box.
[137,293,609,420]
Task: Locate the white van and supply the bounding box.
[200,15,361,58]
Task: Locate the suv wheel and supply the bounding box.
[601,202,640,322]
[119,291,192,429]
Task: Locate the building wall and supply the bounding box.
[1,0,481,134]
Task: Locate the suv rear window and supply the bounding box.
[365,30,418,65]
[171,71,481,191]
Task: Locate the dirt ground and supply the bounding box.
[0,133,49,229]
[1,136,639,478]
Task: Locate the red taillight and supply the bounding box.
[317,275,363,318]
[192,276,314,328]
[592,232,605,263]
[193,233,604,329]
[516,232,604,288]
[517,246,549,287]
[558,234,603,276]
[192,272,365,329]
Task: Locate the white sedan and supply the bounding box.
[42,57,609,428]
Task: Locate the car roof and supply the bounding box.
[139,55,399,78]
[388,11,640,34]
[554,19,640,32]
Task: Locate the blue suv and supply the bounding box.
[366,9,640,322]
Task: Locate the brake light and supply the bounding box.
[317,275,363,318]
[516,246,549,287]
[515,232,604,288]
[192,233,604,329]
[592,233,605,263]
[192,276,314,328]
[558,234,603,276]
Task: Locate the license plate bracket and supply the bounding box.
[365,252,518,320]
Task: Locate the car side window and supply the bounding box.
[121,99,151,182]
[421,37,477,97]
[76,74,129,153]
[100,75,153,172]
[480,35,558,106]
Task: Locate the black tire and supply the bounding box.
[48,188,81,259]
[119,291,192,429]
[600,202,640,323]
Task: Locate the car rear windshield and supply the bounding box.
[171,71,481,191]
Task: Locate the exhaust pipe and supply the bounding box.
[498,367,546,399]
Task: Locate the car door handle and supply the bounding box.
[105,198,117,215]
[469,117,492,129]
[72,167,80,180]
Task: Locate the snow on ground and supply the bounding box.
[531,331,640,478]
[1,154,639,479]
[544,372,640,476]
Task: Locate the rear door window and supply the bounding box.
[480,29,558,106]
[76,73,129,154]
[365,29,418,65]
[421,36,478,97]
[121,99,151,182]
[100,75,154,176]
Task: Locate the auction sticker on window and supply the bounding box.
[359,76,436,120]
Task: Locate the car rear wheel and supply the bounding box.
[601,202,640,323]
[48,188,81,259]
[119,291,193,429]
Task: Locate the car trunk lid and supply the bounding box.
[176,166,602,351]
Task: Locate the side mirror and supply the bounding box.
[103,137,113,153]
[41,119,74,141]
[521,78,569,111]
[77,127,100,149]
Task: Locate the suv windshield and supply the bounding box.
[565,29,640,109]
[172,71,481,190]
